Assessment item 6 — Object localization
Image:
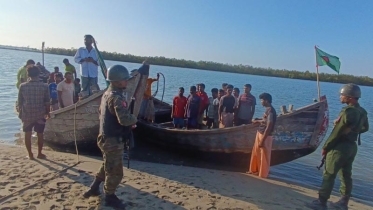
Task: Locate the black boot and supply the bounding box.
[332,196,350,210]
[307,196,327,210]
[105,194,126,209]
[83,177,102,198]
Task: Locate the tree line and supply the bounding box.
[44,47,373,87]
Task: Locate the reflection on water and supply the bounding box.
[1,49,372,204]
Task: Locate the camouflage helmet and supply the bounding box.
[339,83,361,98]
[106,65,130,81]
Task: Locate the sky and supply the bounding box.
[1,0,372,76]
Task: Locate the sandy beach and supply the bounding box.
[0,145,371,210]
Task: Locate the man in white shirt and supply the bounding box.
[57,72,75,108]
[74,34,99,96]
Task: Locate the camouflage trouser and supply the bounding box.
[319,141,357,199]
[96,135,124,194]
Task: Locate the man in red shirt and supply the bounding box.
[48,67,60,84]
[171,87,187,128]
[197,83,209,129]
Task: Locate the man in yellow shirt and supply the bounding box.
[139,74,159,121]
[63,58,77,79]
[16,59,35,89]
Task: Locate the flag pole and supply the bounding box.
[314,45,321,101]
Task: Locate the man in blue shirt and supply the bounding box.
[74,34,99,96]
[185,86,201,129]
[49,73,63,111]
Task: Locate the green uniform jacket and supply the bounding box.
[103,86,137,128]
[16,66,27,89]
[322,103,369,151]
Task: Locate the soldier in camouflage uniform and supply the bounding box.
[309,84,369,210]
[83,65,137,208]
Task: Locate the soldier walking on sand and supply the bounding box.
[83,65,137,208]
[308,84,369,210]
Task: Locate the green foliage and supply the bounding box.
[44,47,373,87]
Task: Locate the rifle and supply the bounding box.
[125,97,135,169]
[317,156,326,170]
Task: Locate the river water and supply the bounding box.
[0,48,372,203]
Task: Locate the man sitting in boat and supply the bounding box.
[219,84,235,128]
[172,87,187,128]
[139,73,159,122]
[185,86,201,129]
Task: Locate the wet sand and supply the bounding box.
[0,144,371,210]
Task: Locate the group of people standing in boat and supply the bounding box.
[170,82,260,130]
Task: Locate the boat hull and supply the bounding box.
[136,97,329,165]
[43,65,150,147]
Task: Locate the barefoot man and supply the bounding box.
[17,66,50,160]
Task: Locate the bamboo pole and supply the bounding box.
[315,46,321,101]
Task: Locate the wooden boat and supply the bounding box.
[43,64,150,148]
[136,96,329,166]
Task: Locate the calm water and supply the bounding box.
[0,49,372,203]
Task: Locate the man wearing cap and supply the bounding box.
[16,59,35,89]
[83,64,138,208]
[74,34,99,95]
[309,83,369,210]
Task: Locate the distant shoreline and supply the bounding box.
[0,46,40,53]
[2,45,373,87]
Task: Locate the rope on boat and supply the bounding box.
[152,72,165,103]
[153,72,165,111]
[159,73,165,104]
[73,102,80,163]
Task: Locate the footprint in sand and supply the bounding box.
[151,190,160,195]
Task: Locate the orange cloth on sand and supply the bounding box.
[249,131,273,178]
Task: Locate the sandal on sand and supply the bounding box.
[26,155,35,160]
[37,154,47,159]
[246,171,259,175]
